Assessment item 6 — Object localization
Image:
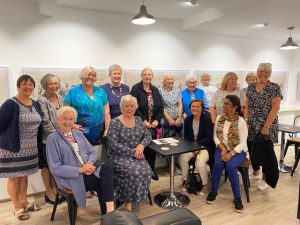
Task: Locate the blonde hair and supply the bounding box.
[245,72,258,82]
[257,63,272,73]
[120,95,138,113]
[79,66,97,80]
[56,106,78,121]
[40,74,61,90]
[200,72,211,81]
[162,73,175,87]
[220,72,238,91]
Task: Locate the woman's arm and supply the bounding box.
[103,103,111,137]
[261,97,281,135]
[233,117,248,153]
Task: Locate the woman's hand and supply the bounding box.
[79,162,96,175]
[73,124,83,131]
[134,144,145,159]
[103,129,108,137]
[144,120,151,128]
[222,152,233,162]
[175,118,182,127]
[151,120,159,128]
[167,118,175,126]
[261,124,270,135]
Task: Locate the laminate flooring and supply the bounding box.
[0,145,299,225]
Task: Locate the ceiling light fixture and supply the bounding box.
[280,26,299,50]
[190,0,198,5]
[131,0,156,25]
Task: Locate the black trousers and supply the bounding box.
[83,163,114,214]
[247,140,260,171]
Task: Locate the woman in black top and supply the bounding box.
[130,67,164,180]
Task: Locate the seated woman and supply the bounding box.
[206,95,247,213]
[107,95,152,211]
[46,106,114,214]
[179,99,214,194]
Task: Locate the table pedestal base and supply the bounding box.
[154,192,190,209]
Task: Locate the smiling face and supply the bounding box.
[82,70,97,87]
[186,78,197,93]
[164,76,175,89]
[201,75,211,86]
[17,80,35,98]
[257,68,271,84]
[223,98,236,115]
[110,69,122,86]
[58,110,76,133]
[190,101,202,117]
[46,77,60,95]
[246,76,257,85]
[226,76,238,91]
[141,69,153,85]
[121,100,136,117]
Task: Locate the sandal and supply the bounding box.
[14,208,29,221]
[25,202,41,212]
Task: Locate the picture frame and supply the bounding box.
[0,67,10,104]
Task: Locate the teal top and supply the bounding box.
[64,85,108,145]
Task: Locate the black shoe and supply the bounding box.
[206,192,217,204]
[152,173,159,181]
[234,198,244,213]
[45,194,64,205]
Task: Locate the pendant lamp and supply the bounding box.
[132,0,156,25]
[280,27,299,50]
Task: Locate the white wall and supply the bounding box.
[0,0,298,199]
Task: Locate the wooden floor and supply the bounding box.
[1,145,299,225]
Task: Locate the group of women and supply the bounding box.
[0,62,282,220]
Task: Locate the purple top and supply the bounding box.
[101,83,130,118]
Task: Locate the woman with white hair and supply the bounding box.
[107,95,152,211]
[199,72,218,107]
[244,63,282,190]
[46,106,114,214]
[181,75,208,119]
[64,66,110,159]
[101,64,130,119]
[159,73,183,137]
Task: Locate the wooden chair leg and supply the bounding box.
[50,193,60,221]
[148,190,153,205]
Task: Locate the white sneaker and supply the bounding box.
[250,174,261,180]
[257,180,269,191]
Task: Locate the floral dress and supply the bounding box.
[107,116,152,203]
[246,82,282,143]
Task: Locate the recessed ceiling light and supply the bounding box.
[183,0,199,7]
[253,23,270,28]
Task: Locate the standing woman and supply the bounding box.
[101,64,130,119]
[64,66,110,159]
[159,73,183,137]
[0,75,42,220]
[37,74,64,204]
[130,67,164,180]
[210,72,242,123]
[244,63,282,189]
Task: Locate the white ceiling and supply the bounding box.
[22,0,300,42]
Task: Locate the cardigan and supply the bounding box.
[38,93,64,143]
[130,81,164,122]
[0,98,42,153]
[46,129,99,208]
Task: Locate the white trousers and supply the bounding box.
[179,149,209,185]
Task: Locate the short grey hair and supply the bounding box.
[257,63,272,73]
[162,73,175,87]
[108,64,122,76]
[119,95,138,113]
[186,75,197,83]
[79,66,97,80]
[141,67,153,77]
[40,74,61,90]
[56,106,78,121]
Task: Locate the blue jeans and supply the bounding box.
[211,149,246,199]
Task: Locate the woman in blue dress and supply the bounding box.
[64,66,110,159]
[101,64,130,118]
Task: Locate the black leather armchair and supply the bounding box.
[101,208,201,225]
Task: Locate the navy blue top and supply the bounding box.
[0,98,42,153]
[101,83,130,119]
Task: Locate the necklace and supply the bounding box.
[110,85,123,97]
